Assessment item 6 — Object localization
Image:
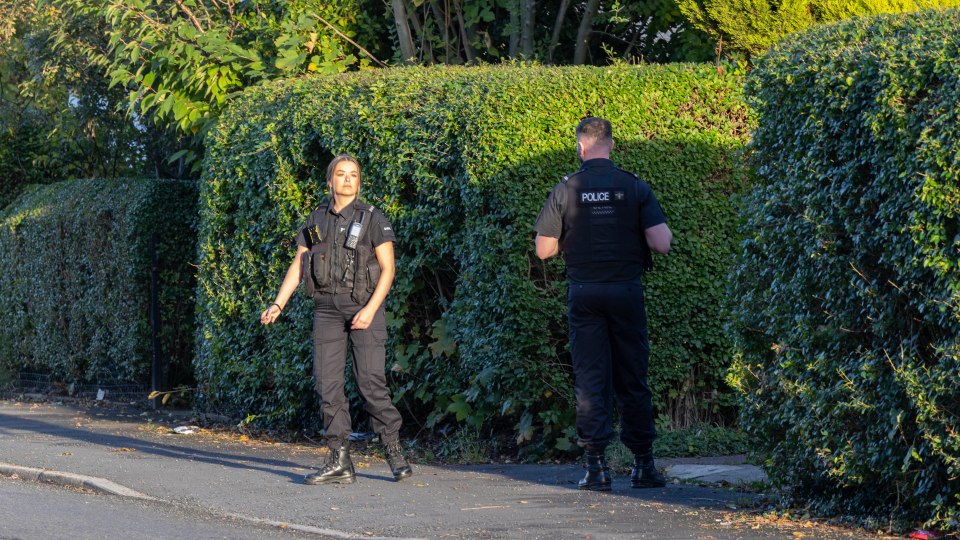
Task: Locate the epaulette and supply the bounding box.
[561,171,578,183]
[618,167,643,182]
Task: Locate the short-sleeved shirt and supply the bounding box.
[534,158,667,282]
[297,199,394,290]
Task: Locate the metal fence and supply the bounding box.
[14,371,147,403]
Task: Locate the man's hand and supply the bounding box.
[644,223,673,254]
[260,304,281,325]
[535,234,559,259]
[351,305,376,330]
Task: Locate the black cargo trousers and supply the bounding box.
[312,291,402,447]
[567,279,655,453]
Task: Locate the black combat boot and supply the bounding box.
[631,449,667,488]
[383,441,413,481]
[578,449,612,491]
[304,442,356,485]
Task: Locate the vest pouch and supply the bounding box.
[350,245,376,304]
[309,244,331,293]
[300,250,314,296]
[365,259,381,292]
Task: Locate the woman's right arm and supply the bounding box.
[260,244,310,325]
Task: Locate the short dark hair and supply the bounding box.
[576,117,613,142]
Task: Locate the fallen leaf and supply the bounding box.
[61,452,73,456]
[112,447,137,452]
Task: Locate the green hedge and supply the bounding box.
[733,9,960,529]
[197,64,752,451]
[0,178,198,388]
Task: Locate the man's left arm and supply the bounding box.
[534,185,564,260]
[638,180,672,254]
[535,234,559,259]
[644,223,672,254]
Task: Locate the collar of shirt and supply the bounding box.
[580,158,616,171]
[327,199,361,220]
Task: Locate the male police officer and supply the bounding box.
[534,117,672,491]
[261,154,412,485]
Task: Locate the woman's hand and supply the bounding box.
[260,304,282,325]
[351,305,375,330]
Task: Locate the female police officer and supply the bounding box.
[260,154,412,485]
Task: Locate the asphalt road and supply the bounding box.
[0,475,320,540]
[0,400,886,539]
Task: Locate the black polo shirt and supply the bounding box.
[534,159,666,283]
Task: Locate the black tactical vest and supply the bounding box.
[300,202,381,303]
[559,167,652,273]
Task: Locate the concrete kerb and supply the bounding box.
[0,461,156,500]
[0,461,425,539]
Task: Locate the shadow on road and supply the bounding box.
[0,412,309,483]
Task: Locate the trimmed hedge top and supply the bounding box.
[198,64,752,451]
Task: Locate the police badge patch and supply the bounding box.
[577,189,627,206]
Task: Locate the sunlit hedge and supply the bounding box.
[732,9,960,529]
[198,64,752,452]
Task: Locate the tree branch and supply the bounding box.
[520,0,535,58]
[573,0,600,65]
[391,0,417,64]
[547,0,571,64]
[311,14,388,67]
[173,0,206,34]
[452,0,475,63]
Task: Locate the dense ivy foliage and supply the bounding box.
[0,178,198,388]
[198,65,751,452]
[732,10,960,528]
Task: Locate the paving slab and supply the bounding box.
[666,464,767,485]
